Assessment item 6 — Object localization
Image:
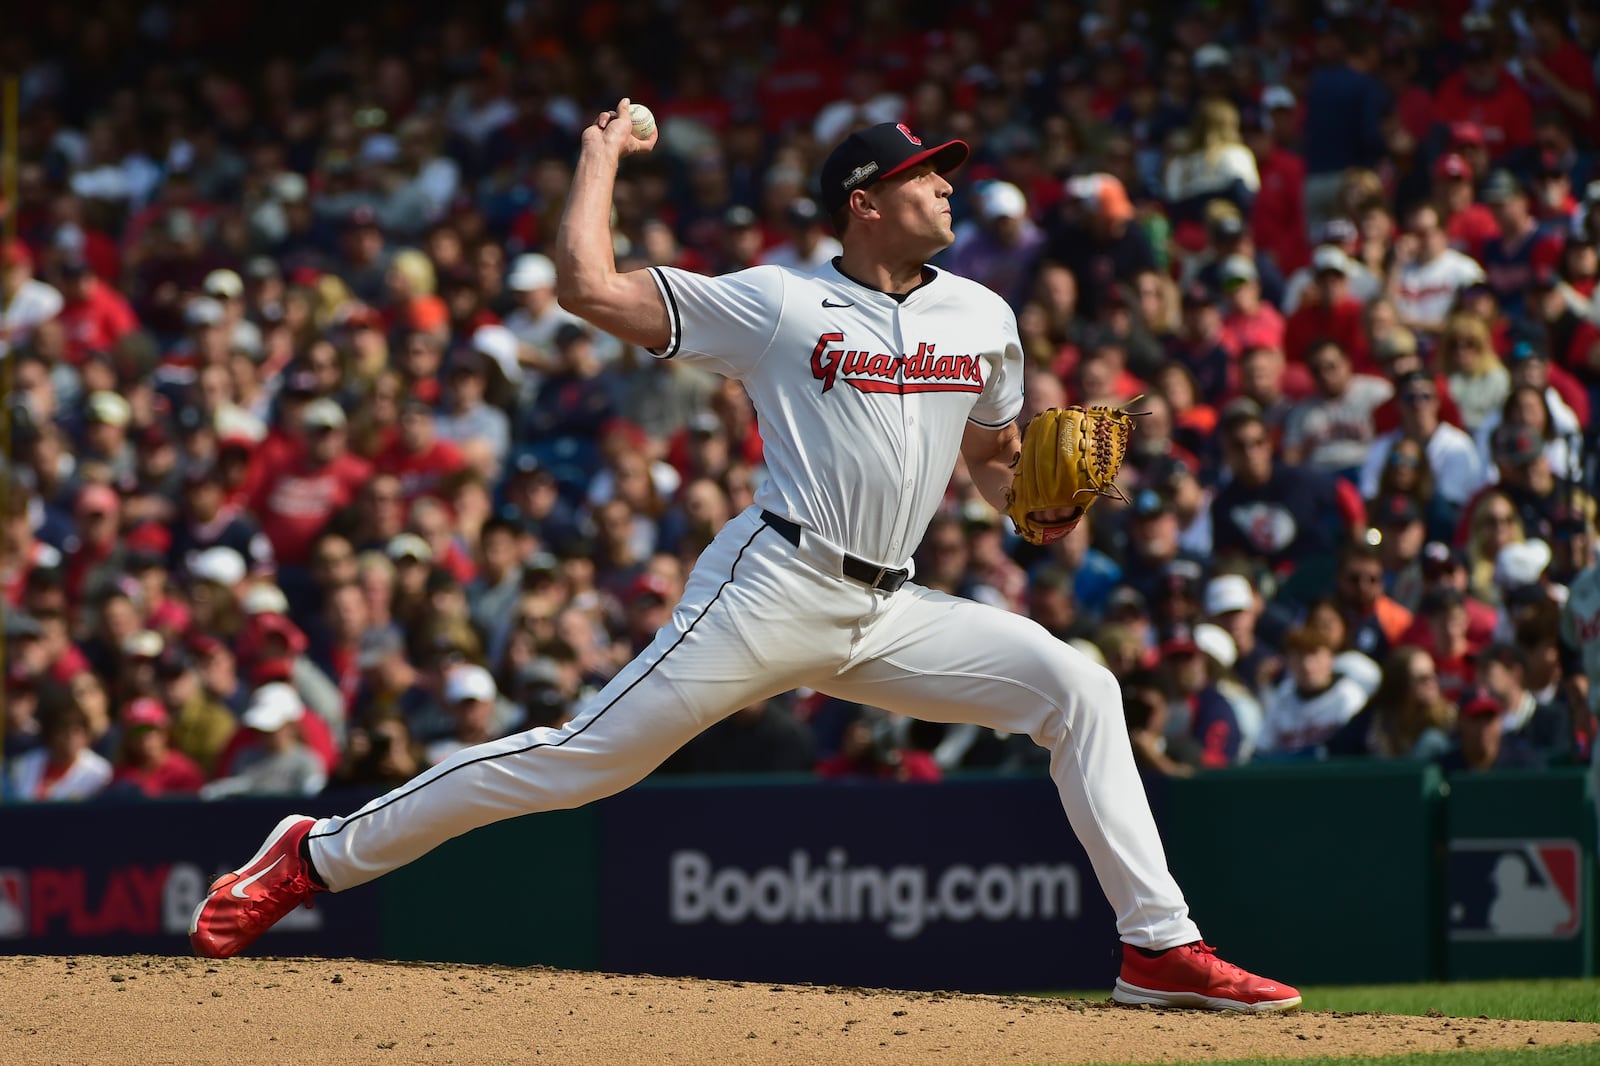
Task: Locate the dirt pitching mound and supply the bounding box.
[3,956,1597,1065]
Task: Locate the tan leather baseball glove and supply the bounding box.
[1004,403,1137,545]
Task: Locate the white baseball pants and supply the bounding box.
[307,507,1201,949]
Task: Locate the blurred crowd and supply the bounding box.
[4,0,1600,804]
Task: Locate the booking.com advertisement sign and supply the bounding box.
[595,777,1120,992]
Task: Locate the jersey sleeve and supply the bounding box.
[645,265,784,379]
[967,300,1024,429]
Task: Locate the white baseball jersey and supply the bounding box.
[645,259,1024,567]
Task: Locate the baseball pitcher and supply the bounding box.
[191,106,1299,1013]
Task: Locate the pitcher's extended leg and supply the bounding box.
[192,516,824,957]
[823,583,1199,949]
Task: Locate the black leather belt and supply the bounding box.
[760,510,909,593]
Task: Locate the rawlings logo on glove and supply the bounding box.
[1004,402,1138,545]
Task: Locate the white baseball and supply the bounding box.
[629,103,656,140]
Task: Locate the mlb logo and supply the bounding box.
[0,869,26,939]
[1448,839,1583,941]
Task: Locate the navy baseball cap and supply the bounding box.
[820,123,969,214]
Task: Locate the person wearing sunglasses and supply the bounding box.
[1359,371,1487,526]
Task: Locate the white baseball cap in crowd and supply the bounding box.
[87,390,132,427]
[214,403,267,445]
[508,253,557,292]
[301,398,348,431]
[190,546,247,587]
[1261,86,1296,112]
[122,630,166,660]
[271,172,308,203]
[203,269,245,299]
[1193,623,1238,669]
[444,664,498,704]
[185,296,227,327]
[471,324,524,384]
[1203,574,1255,616]
[979,181,1028,222]
[243,682,305,733]
[1495,539,1552,589]
[1219,254,1258,285]
[386,533,434,564]
[242,583,291,616]
[1312,245,1353,276]
[1194,44,1231,71]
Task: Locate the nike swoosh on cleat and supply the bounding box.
[821,299,854,308]
[230,856,284,899]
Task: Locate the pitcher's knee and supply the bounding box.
[1058,660,1124,725]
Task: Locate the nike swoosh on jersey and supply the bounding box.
[230,855,285,898]
[821,299,854,308]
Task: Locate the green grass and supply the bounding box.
[1044,979,1600,1024]
[1297,981,1600,1024]
[1040,979,1600,1066]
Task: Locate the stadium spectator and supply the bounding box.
[108,698,206,798]
[1392,205,1487,339]
[1158,623,1241,769]
[1282,339,1392,480]
[1300,22,1387,228]
[1440,686,1545,773]
[1360,372,1487,514]
[202,683,328,799]
[5,1,1598,799]
[1334,542,1414,663]
[1433,31,1534,163]
[1043,173,1154,322]
[1475,642,1575,765]
[1165,100,1259,227]
[759,198,844,276]
[1433,153,1499,257]
[1257,626,1370,758]
[0,239,63,358]
[1211,406,1355,576]
[1480,171,1564,319]
[6,694,111,802]
[1327,646,1457,761]
[947,182,1041,311]
[1123,670,1198,777]
[1440,314,1511,433]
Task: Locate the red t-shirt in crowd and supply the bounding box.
[112,750,207,797]
[1526,43,1600,144]
[57,281,139,364]
[1445,202,1500,259]
[375,437,466,502]
[1219,304,1285,358]
[1433,71,1534,160]
[1284,296,1372,371]
[1252,147,1310,276]
[251,453,374,566]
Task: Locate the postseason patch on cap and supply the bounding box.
[842,161,880,192]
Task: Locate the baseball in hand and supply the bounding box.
[628,103,656,140]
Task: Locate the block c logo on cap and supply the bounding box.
[896,123,922,145]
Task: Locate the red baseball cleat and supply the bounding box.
[1112,941,1302,1012]
[190,815,324,959]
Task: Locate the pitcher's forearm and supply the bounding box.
[554,142,624,310]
